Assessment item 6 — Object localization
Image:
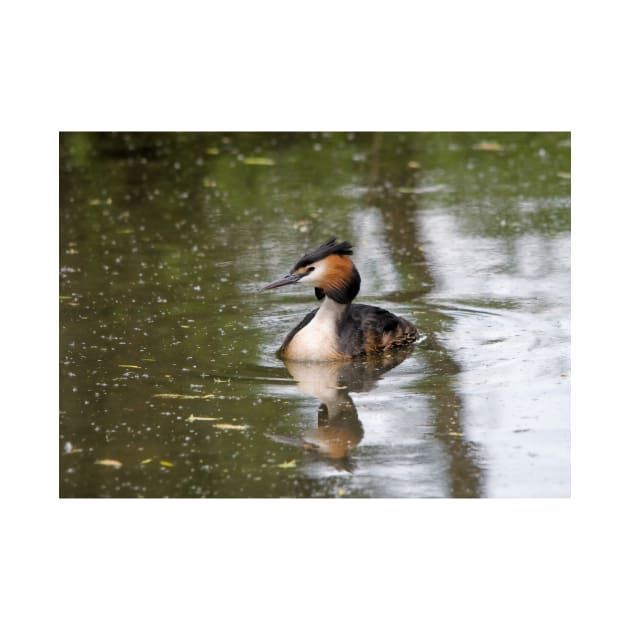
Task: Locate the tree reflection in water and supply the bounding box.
[365,133,483,497]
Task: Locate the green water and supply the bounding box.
[59,132,570,497]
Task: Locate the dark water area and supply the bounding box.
[59,132,570,498]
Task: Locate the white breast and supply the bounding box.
[286,298,346,361]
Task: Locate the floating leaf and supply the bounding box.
[206,147,220,155]
[214,423,247,431]
[153,393,215,399]
[140,458,153,464]
[160,460,174,467]
[95,459,123,469]
[186,414,222,422]
[276,460,297,469]
[119,364,142,369]
[242,157,275,166]
[472,141,504,152]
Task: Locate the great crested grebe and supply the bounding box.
[262,237,419,361]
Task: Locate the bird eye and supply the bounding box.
[307,266,315,272]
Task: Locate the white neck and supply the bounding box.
[285,297,348,361]
[317,296,348,319]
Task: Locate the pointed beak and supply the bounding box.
[261,273,302,290]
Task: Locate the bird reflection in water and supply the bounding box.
[267,346,415,471]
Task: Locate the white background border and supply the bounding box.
[3,1,628,628]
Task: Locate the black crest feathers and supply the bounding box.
[290,236,354,273]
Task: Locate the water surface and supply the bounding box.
[60,132,570,497]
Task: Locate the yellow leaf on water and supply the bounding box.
[119,364,142,369]
[186,414,222,422]
[472,142,504,152]
[242,157,275,166]
[160,460,174,467]
[206,147,220,155]
[140,458,153,465]
[95,459,123,469]
[276,460,297,469]
[153,393,215,399]
[214,423,247,431]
